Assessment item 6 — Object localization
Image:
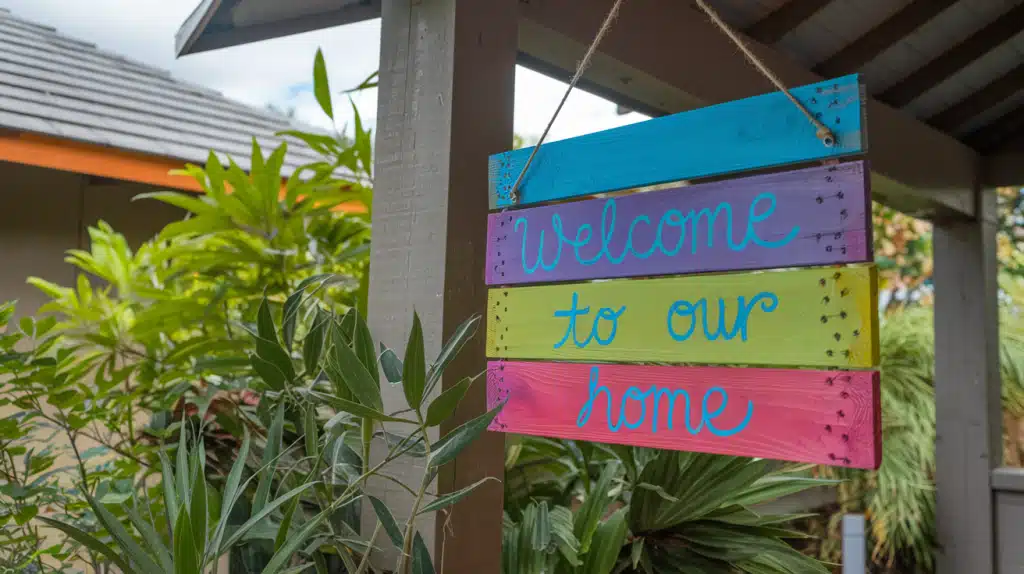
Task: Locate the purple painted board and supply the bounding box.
[486,161,871,286]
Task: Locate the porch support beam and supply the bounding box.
[745,0,832,45]
[812,0,957,79]
[932,188,1001,574]
[984,149,1024,187]
[368,0,516,571]
[518,0,979,220]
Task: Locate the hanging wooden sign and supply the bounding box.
[486,161,871,285]
[483,75,881,469]
[489,74,864,208]
[487,361,881,469]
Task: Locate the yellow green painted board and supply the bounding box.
[486,265,879,369]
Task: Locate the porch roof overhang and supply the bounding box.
[177,0,1024,219]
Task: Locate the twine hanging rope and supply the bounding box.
[692,0,836,147]
[509,0,836,203]
[508,0,626,203]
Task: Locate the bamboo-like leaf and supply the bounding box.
[127,506,173,574]
[190,463,208,555]
[86,493,163,574]
[411,532,435,574]
[134,191,216,216]
[424,315,479,397]
[37,517,135,574]
[403,312,426,410]
[424,375,476,427]
[368,496,403,547]
[173,505,200,574]
[313,49,333,120]
[379,343,402,384]
[630,537,645,570]
[574,462,618,555]
[253,402,285,514]
[418,477,497,515]
[210,428,251,561]
[580,508,628,574]
[275,496,301,552]
[175,423,190,510]
[158,449,178,529]
[303,312,328,376]
[254,299,296,381]
[219,483,319,553]
[251,354,287,390]
[282,289,303,351]
[327,326,383,411]
[304,405,320,461]
[353,310,379,385]
[428,402,504,468]
[260,504,334,574]
[343,70,379,94]
[318,394,416,424]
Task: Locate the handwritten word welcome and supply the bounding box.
[576,366,753,436]
[516,192,799,274]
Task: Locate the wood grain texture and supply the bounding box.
[878,2,1024,108]
[813,0,958,78]
[745,0,832,45]
[488,75,864,208]
[486,161,871,285]
[369,0,516,569]
[933,189,1000,573]
[487,361,882,469]
[486,265,879,368]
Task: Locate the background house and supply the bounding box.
[0,6,327,315]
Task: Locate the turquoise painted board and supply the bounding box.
[489,75,865,209]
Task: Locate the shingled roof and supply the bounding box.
[0,7,325,174]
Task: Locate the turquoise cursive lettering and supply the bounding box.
[514,193,800,274]
[747,192,800,248]
[667,291,779,342]
[553,292,626,349]
[576,366,753,437]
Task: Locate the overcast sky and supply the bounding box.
[0,0,649,143]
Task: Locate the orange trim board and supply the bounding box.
[0,132,366,213]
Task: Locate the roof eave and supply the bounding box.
[175,0,382,56]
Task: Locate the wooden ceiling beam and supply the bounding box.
[965,105,1024,153]
[814,0,957,78]
[518,0,978,219]
[880,3,1024,108]
[744,0,832,44]
[929,64,1024,133]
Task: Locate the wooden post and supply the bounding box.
[368,0,517,571]
[933,187,1001,573]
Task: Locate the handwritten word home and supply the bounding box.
[515,192,798,274]
[576,366,754,437]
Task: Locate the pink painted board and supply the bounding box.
[487,360,881,469]
[486,161,871,285]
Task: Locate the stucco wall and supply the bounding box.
[0,161,186,571]
[0,161,184,315]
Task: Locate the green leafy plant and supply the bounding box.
[503,438,833,574]
[804,306,1024,573]
[38,421,319,574]
[234,278,501,573]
